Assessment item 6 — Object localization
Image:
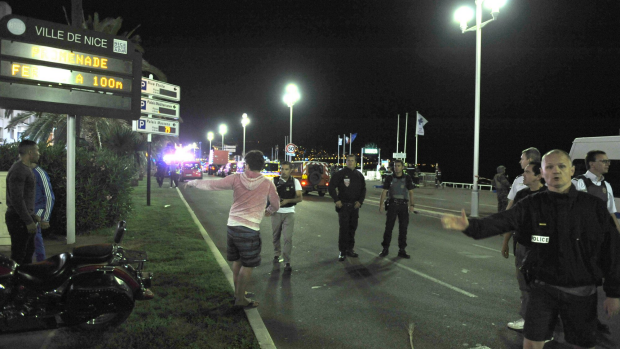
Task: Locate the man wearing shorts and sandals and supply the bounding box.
[187,150,280,308]
[442,150,620,349]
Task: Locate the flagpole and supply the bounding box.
[415,111,419,166]
[342,134,346,167]
[404,112,408,161]
[349,133,352,155]
[396,114,400,153]
[337,136,340,166]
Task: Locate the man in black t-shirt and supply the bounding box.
[379,160,415,258]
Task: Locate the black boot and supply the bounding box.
[338,252,346,261]
[379,248,389,257]
[398,249,410,259]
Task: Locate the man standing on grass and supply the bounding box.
[31,162,55,262]
[271,161,302,272]
[186,150,279,308]
[5,140,40,265]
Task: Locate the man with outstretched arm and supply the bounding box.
[442,150,620,349]
[186,150,279,309]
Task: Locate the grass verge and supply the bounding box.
[49,180,260,349]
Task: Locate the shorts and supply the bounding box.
[227,225,262,267]
[524,282,597,347]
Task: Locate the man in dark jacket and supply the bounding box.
[6,140,41,264]
[492,165,511,212]
[442,150,620,349]
[328,154,366,261]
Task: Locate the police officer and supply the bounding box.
[329,154,366,261]
[492,165,510,212]
[379,159,415,258]
[271,161,303,272]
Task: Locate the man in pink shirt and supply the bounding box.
[186,150,280,308]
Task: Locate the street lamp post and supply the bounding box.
[454,0,504,217]
[219,124,227,152]
[241,113,250,158]
[207,131,214,151]
[283,84,300,161]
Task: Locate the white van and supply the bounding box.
[569,136,620,214]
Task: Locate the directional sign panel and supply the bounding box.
[141,77,180,101]
[393,152,406,158]
[140,98,179,119]
[132,117,179,136]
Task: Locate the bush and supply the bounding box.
[0,143,137,235]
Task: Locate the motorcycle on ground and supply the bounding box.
[0,221,153,332]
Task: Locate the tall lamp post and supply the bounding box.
[283,83,300,161]
[241,113,250,158]
[219,124,227,152]
[454,0,505,217]
[207,131,214,150]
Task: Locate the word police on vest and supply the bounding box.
[531,235,550,244]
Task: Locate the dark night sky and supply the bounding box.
[8,0,620,183]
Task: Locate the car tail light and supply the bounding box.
[326,182,329,186]
[301,181,307,186]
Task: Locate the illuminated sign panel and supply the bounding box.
[1,40,132,74]
[159,126,176,134]
[1,61,130,92]
[0,15,141,120]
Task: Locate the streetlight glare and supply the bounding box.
[207,132,214,141]
[219,124,227,135]
[283,84,300,106]
[454,6,474,24]
[484,0,506,12]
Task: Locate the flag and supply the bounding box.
[350,133,357,144]
[416,112,428,136]
[338,137,342,145]
[345,136,349,144]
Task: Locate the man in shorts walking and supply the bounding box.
[187,150,280,308]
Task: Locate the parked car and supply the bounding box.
[181,161,203,181]
[218,161,244,177]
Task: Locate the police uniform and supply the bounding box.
[381,174,414,254]
[271,176,301,267]
[328,167,366,258]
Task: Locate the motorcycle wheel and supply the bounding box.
[62,310,133,331]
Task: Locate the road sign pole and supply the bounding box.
[146,75,154,206]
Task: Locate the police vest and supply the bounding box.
[274,176,297,207]
[576,175,608,203]
[387,175,410,200]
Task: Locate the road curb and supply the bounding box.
[176,188,276,349]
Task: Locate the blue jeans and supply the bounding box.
[34,224,46,262]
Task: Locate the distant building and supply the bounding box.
[0,108,38,145]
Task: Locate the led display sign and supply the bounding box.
[159,126,176,134]
[0,15,141,120]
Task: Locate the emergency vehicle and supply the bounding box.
[290,161,330,196]
[262,161,280,179]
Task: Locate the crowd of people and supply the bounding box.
[443,147,620,349]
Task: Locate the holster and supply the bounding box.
[518,249,535,285]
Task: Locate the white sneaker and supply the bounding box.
[507,318,525,330]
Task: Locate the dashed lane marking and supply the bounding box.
[358,247,478,298]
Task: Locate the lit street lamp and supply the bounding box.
[283,83,300,161]
[207,131,214,150]
[454,0,505,217]
[219,124,227,151]
[241,113,250,157]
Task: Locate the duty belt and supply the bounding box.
[390,199,408,205]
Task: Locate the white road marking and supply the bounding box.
[364,199,463,213]
[472,244,500,253]
[358,247,478,298]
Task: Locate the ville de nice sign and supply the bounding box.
[0,15,142,120]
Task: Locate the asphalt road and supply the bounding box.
[181,177,620,349]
